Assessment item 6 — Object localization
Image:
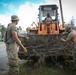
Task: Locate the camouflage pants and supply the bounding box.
[6,42,19,75]
[73,43,76,61]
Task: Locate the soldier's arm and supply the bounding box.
[61,38,70,42]
[18,34,29,39]
[61,32,72,43]
[18,34,25,38]
[63,39,70,43]
[12,30,25,49]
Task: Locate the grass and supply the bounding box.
[19,63,76,75]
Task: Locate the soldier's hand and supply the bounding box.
[26,37,29,39]
[24,36,29,39]
[23,47,27,54]
[60,38,65,42]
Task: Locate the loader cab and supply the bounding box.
[37,5,60,34]
[38,5,58,22]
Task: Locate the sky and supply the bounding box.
[0,0,76,30]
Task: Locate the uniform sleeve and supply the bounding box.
[67,32,74,41]
[11,25,17,32]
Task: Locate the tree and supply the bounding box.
[17,26,22,32]
[19,26,22,30]
[0,24,6,38]
[64,17,75,29]
[68,17,75,28]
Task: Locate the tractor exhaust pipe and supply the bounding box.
[59,0,64,27]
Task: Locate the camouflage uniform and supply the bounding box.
[5,23,19,75]
[67,31,76,61]
[6,42,19,75]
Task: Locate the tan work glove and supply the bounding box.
[24,36,29,39]
[23,47,27,54]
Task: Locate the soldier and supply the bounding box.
[61,26,76,70]
[45,13,52,23]
[44,13,52,33]
[5,15,28,75]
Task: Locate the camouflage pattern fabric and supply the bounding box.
[6,42,19,75]
[73,43,76,61]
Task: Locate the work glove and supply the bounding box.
[60,38,65,42]
[24,36,29,39]
[23,47,27,54]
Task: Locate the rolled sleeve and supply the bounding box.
[11,25,17,32]
[67,32,74,41]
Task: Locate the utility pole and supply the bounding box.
[59,0,64,27]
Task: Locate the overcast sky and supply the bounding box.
[0,0,76,30]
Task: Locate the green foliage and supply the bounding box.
[20,64,76,75]
[0,24,6,38]
[68,17,75,28]
[70,19,74,28]
[17,26,22,32]
[64,17,75,29]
